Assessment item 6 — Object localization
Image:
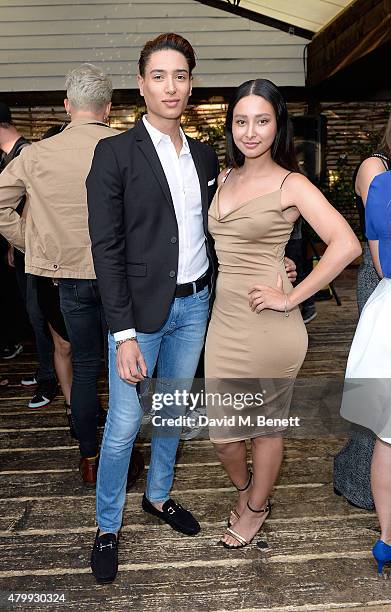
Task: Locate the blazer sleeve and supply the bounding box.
[86,138,135,333]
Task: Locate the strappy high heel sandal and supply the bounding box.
[222,499,272,550]
[228,470,253,528]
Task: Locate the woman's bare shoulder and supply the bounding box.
[358,156,386,174]
[356,156,387,198]
[281,171,310,191]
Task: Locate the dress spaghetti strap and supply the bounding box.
[280,171,293,189]
[372,153,390,170]
[222,167,233,183]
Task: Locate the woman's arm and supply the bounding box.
[249,173,361,313]
[284,174,361,309]
[368,240,383,277]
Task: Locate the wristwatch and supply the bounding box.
[115,337,138,350]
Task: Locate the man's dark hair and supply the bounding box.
[138,33,196,77]
[225,78,299,172]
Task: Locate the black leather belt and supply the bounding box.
[174,269,211,298]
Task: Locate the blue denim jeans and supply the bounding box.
[58,279,106,457]
[96,286,209,533]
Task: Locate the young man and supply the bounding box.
[87,33,218,584]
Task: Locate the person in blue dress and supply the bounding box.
[341,170,391,576]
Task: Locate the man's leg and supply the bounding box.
[58,279,103,461]
[96,331,162,533]
[25,274,56,384]
[145,286,209,505]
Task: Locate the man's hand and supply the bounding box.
[116,340,147,385]
[284,256,297,283]
[7,245,15,267]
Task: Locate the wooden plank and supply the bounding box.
[0,3,232,21]
[0,457,336,500]
[0,415,348,449]
[0,45,305,64]
[0,58,305,78]
[0,516,382,572]
[0,438,346,470]
[3,72,305,93]
[0,31,305,50]
[0,0,188,5]
[0,482,369,532]
[0,558,390,611]
[0,16,272,37]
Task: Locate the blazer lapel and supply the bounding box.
[188,138,209,235]
[134,121,175,214]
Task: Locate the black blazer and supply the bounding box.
[86,120,219,334]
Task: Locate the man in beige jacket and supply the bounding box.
[0,64,144,486]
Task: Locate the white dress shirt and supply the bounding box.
[114,115,208,341]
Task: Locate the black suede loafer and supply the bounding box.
[90,529,118,584]
[142,494,200,535]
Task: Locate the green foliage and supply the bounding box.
[195,121,225,149]
[322,127,386,240]
[322,154,354,216]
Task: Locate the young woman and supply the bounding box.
[340,168,391,576]
[334,113,391,510]
[205,78,361,549]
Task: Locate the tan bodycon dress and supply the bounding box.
[205,171,308,442]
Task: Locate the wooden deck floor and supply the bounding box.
[1,269,391,611]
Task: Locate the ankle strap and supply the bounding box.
[247,499,271,513]
[235,470,252,491]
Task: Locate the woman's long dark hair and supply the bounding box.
[225,78,299,172]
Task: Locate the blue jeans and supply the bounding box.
[58,279,106,457]
[96,286,209,533]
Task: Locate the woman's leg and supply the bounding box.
[222,434,283,546]
[214,440,251,521]
[48,323,72,405]
[371,438,391,544]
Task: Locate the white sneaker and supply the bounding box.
[21,373,38,386]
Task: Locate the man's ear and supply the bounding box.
[137,74,144,97]
[64,98,71,114]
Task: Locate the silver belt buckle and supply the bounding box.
[192,281,197,294]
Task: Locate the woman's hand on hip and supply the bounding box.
[248,273,289,314]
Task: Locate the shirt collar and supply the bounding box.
[143,115,189,154]
[63,118,109,130]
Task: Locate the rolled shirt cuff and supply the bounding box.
[113,328,137,342]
